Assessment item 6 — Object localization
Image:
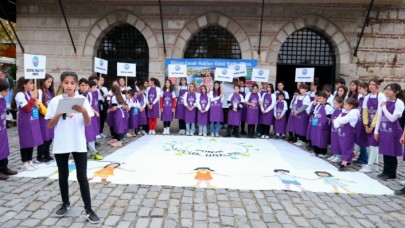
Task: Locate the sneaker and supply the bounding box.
[317,154,327,158]
[84,209,100,224]
[100,133,107,138]
[96,135,102,139]
[90,153,104,160]
[55,202,70,217]
[359,164,374,173]
[265,136,269,139]
[21,163,35,171]
[338,165,347,172]
[148,130,152,135]
[274,135,280,140]
[28,162,38,169]
[327,155,336,161]
[261,135,265,139]
[203,134,207,136]
[215,133,220,137]
[141,130,147,135]
[394,187,405,195]
[198,133,203,136]
[294,140,305,147]
[152,130,156,135]
[400,180,405,186]
[331,157,342,163]
[4,169,17,175]
[126,133,132,138]
[186,132,190,136]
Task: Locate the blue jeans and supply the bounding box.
[199,125,208,135]
[186,123,195,134]
[357,146,368,164]
[210,122,221,135]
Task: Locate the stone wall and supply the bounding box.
[15,1,405,88]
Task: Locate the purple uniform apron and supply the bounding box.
[337,112,356,162]
[83,93,96,142]
[123,106,129,133]
[18,92,43,149]
[0,97,10,160]
[330,109,342,155]
[91,91,100,136]
[378,99,404,157]
[355,96,368,147]
[228,93,242,126]
[246,93,260,125]
[274,101,287,134]
[175,87,187,120]
[294,96,309,136]
[184,92,197,123]
[286,97,297,133]
[161,91,174,122]
[137,94,147,125]
[128,99,139,130]
[198,94,209,125]
[308,91,315,102]
[209,91,224,122]
[366,94,379,146]
[311,105,330,149]
[240,88,247,122]
[306,104,316,140]
[260,93,274,126]
[147,87,159,118]
[39,89,54,141]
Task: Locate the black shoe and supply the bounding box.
[240,131,247,135]
[37,157,45,163]
[55,202,70,217]
[224,127,232,137]
[338,165,347,172]
[353,160,367,166]
[377,174,395,180]
[4,169,17,175]
[394,187,405,195]
[84,209,100,224]
[44,156,54,161]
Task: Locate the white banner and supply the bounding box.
[24,54,46,79]
[252,68,269,82]
[94,57,108,75]
[295,68,315,82]
[117,62,136,77]
[168,64,187,78]
[214,68,234,82]
[229,63,247,78]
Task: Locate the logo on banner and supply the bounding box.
[234,65,240,71]
[100,59,104,66]
[258,70,264,75]
[32,56,39,67]
[302,69,308,75]
[175,65,180,71]
[124,63,129,70]
[222,69,228,75]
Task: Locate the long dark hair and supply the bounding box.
[163,79,174,92]
[385,83,405,102]
[337,85,348,100]
[149,78,161,87]
[213,81,221,97]
[39,74,55,102]
[200,85,207,95]
[12,77,32,110]
[111,85,127,105]
[348,80,359,99]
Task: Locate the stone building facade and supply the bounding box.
[15,0,405,89]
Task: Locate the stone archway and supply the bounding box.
[267,15,353,79]
[82,10,159,59]
[171,12,253,59]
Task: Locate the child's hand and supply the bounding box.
[72,105,86,114]
[110,106,118,112]
[94,111,100,117]
[400,132,405,144]
[31,89,38,99]
[233,108,237,112]
[374,134,379,141]
[172,108,175,113]
[380,102,386,107]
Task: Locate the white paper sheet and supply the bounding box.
[55,97,85,114]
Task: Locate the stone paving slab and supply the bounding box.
[1,124,405,227]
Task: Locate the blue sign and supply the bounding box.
[32,56,39,67]
[124,63,129,70]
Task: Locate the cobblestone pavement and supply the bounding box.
[1,123,405,228]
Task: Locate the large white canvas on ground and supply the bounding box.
[17,136,393,195]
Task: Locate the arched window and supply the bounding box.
[184,26,241,59]
[97,24,149,86]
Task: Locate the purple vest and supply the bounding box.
[137,94,147,125]
[17,92,43,148]
[228,93,242,126]
[39,89,54,141]
[274,101,286,134]
[331,109,342,155]
[310,104,330,149]
[184,92,196,123]
[83,93,96,142]
[128,98,139,130]
[175,87,187,119]
[147,87,159,118]
[197,93,209,125]
[0,97,10,160]
[209,91,223,122]
[379,99,404,157]
[260,93,274,126]
[366,94,379,146]
[286,97,297,133]
[162,90,174,122]
[355,96,368,147]
[294,96,309,136]
[246,93,259,125]
[337,112,356,162]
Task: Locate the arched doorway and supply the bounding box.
[276,28,336,96]
[97,24,149,87]
[184,26,241,59]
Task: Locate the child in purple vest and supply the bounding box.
[274,93,288,139]
[176,77,188,135]
[0,79,17,180]
[353,82,369,165]
[333,98,360,171]
[37,74,55,163]
[107,85,129,147]
[197,85,210,136]
[208,81,224,137]
[183,83,197,136]
[311,91,333,157]
[260,84,276,139]
[329,97,344,162]
[146,78,161,135]
[12,77,43,171]
[397,125,405,195]
[127,90,139,137]
[161,79,177,135]
[245,84,261,138]
[374,83,404,180]
[225,85,244,137]
[292,84,311,147]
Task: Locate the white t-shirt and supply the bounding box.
[274,90,290,100]
[314,103,334,116]
[45,94,94,154]
[333,109,360,128]
[374,99,405,133]
[326,94,335,106]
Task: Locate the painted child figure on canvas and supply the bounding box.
[190,167,224,189]
[88,162,135,184]
[265,169,307,192]
[314,171,355,194]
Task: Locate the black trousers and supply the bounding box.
[99,106,107,134]
[262,125,270,136]
[20,147,33,162]
[37,139,53,158]
[313,146,327,155]
[114,132,124,141]
[0,158,9,172]
[55,153,91,210]
[164,121,171,128]
[383,155,397,178]
[178,119,185,130]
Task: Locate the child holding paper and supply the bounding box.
[45,71,100,223]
